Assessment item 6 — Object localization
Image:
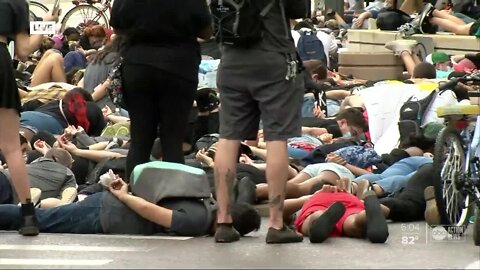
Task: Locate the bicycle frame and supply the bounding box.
[74,0,112,19]
[456,115,480,208]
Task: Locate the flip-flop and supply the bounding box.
[309,201,346,243]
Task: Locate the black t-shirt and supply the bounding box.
[302,118,343,138]
[79,35,94,51]
[100,192,211,236]
[110,0,212,82]
[0,0,29,42]
[36,100,106,136]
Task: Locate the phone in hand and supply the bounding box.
[54,0,60,10]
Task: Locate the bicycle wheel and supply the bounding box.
[433,127,472,227]
[60,5,109,33]
[29,1,49,21]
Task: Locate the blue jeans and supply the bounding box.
[288,147,310,159]
[20,111,64,135]
[354,156,433,195]
[454,12,476,24]
[64,51,87,73]
[302,96,315,118]
[0,193,103,233]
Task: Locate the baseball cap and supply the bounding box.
[431,52,450,64]
[422,122,444,140]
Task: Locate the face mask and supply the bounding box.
[343,131,352,138]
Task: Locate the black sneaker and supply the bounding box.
[309,201,346,243]
[214,223,240,243]
[364,191,389,243]
[19,215,39,236]
[418,3,435,33]
[266,225,303,244]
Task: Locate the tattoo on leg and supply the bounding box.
[270,195,284,211]
[214,167,235,216]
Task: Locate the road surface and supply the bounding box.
[0,221,479,269]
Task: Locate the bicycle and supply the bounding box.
[29,1,49,21]
[60,0,112,32]
[432,72,480,246]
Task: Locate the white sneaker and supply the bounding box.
[385,40,418,56]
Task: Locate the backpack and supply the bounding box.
[376,8,411,31]
[398,90,437,145]
[297,30,328,64]
[130,161,217,227]
[194,133,220,152]
[210,0,276,48]
[85,157,127,185]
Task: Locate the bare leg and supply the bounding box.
[340,95,365,111]
[215,138,241,224]
[264,141,303,243]
[214,138,242,242]
[288,171,312,184]
[0,108,38,236]
[400,0,423,15]
[429,18,472,35]
[0,109,31,204]
[283,195,312,221]
[400,52,417,77]
[412,53,422,65]
[265,140,290,230]
[256,183,269,200]
[432,9,466,25]
[31,52,67,87]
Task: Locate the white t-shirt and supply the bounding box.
[291,29,338,68]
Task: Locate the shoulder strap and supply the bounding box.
[260,0,277,17]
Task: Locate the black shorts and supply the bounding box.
[469,19,480,36]
[217,48,304,141]
[0,42,21,113]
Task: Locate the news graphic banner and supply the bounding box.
[30,21,56,35]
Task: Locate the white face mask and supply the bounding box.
[343,131,352,138]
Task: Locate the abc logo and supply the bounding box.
[431,226,448,241]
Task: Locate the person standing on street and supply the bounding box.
[0,0,59,236]
[109,0,213,180]
[212,0,309,244]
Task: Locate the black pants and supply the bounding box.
[380,164,438,222]
[122,65,196,180]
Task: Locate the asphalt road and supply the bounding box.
[0,221,479,269]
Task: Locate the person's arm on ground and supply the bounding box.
[91,79,110,102]
[109,178,174,228]
[250,146,268,161]
[102,106,130,124]
[301,127,329,136]
[58,136,124,163]
[353,11,373,29]
[326,90,351,100]
[326,153,371,176]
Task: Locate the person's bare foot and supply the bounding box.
[336,177,351,193]
[355,179,370,199]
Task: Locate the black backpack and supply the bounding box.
[297,30,328,64]
[398,91,437,145]
[85,157,127,185]
[210,0,276,48]
[376,8,411,30]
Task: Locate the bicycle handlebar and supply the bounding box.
[438,72,480,93]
